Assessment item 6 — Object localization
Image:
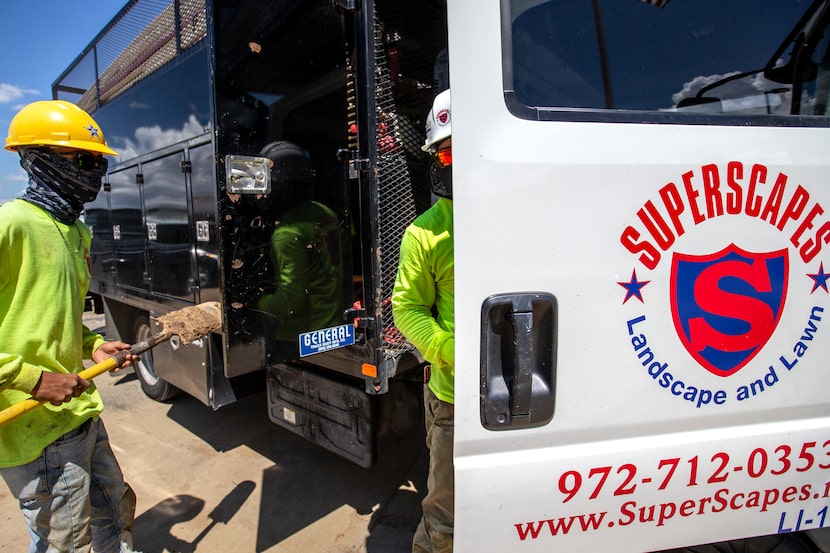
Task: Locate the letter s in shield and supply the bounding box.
[670,244,788,377]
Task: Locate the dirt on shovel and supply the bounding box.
[155,302,222,344]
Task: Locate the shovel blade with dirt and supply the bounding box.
[0,302,222,426]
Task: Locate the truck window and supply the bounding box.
[505,0,830,123]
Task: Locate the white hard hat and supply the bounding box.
[422,89,451,153]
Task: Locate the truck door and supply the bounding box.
[108,164,149,292]
[450,1,830,551]
[143,149,198,303]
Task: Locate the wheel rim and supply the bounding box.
[135,321,160,386]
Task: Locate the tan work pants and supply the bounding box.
[413,384,454,553]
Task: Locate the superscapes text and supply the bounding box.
[620,162,830,270]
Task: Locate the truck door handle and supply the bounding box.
[480,292,556,430]
[506,311,534,416]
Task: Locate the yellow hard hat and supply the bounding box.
[5,99,118,156]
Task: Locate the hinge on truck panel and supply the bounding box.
[181,160,192,174]
[336,148,369,179]
[332,0,360,13]
[343,306,374,329]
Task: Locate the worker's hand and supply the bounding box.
[93,341,139,370]
[32,372,89,406]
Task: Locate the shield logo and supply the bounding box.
[670,244,788,377]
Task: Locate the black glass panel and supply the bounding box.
[86,188,114,286]
[508,0,830,119]
[109,167,148,291]
[214,0,351,364]
[93,45,212,160]
[143,152,194,301]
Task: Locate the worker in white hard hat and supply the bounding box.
[392,88,455,553]
[0,100,141,553]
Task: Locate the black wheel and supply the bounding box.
[133,313,181,402]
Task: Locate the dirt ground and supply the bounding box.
[0,313,428,553]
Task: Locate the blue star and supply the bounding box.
[808,262,830,294]
[618,269,650,304]
[85,123,100,139]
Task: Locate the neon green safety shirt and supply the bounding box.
[392,198,455,404]
[0,199,106,468]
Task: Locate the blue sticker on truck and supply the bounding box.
[299,324,355,357]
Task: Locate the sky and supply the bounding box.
[0,1,128,205]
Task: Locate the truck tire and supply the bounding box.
[658,533,817,553]
[133,313,181,402]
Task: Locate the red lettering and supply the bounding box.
[726,161,744,214]
[620,226,660,270]
[760,172,787,225]
[799,219,830,263]
[682,170,706,224]
[777,184,809,231]
[638,201,675,250]
[791,203,825,247]
[712,489,729,512]
[659,182,685,237]
[746,164,767,217]
[782,485,798,503]
[702,164,724,218]
[730,492,745,510]
[679,499,696,517]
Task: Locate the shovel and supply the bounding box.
[0,301,222,426]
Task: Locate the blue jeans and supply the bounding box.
[0,417,138,553]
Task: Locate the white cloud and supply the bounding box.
[112,114,208,159]
[5,171,28,183]
[0,169,28,205]
[0,83,40,105]
[672,72,742,106]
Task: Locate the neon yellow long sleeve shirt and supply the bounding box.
[0,199,106,468]
[392,198,455,404]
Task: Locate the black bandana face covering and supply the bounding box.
[19,148,106,223]
[429,161,453,199]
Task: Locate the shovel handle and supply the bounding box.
[0,356,119,426]
[0,332,171,426]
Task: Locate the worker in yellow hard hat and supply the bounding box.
[0,100,142,553]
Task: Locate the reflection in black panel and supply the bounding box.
[144,152,195,301]
[214,0,352,366]
[85,188,114,286]
[509,0,825,116]
[190,143,220,303]
[93,44,211,160]
[109,167,147,290]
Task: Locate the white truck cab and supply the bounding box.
[450,0,830,551]
[56,0,830,549]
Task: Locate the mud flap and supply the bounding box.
[266,363,374,467]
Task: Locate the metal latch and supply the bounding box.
[336,148,369,179]
[343,304,373,329]
[332,0,360,13]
